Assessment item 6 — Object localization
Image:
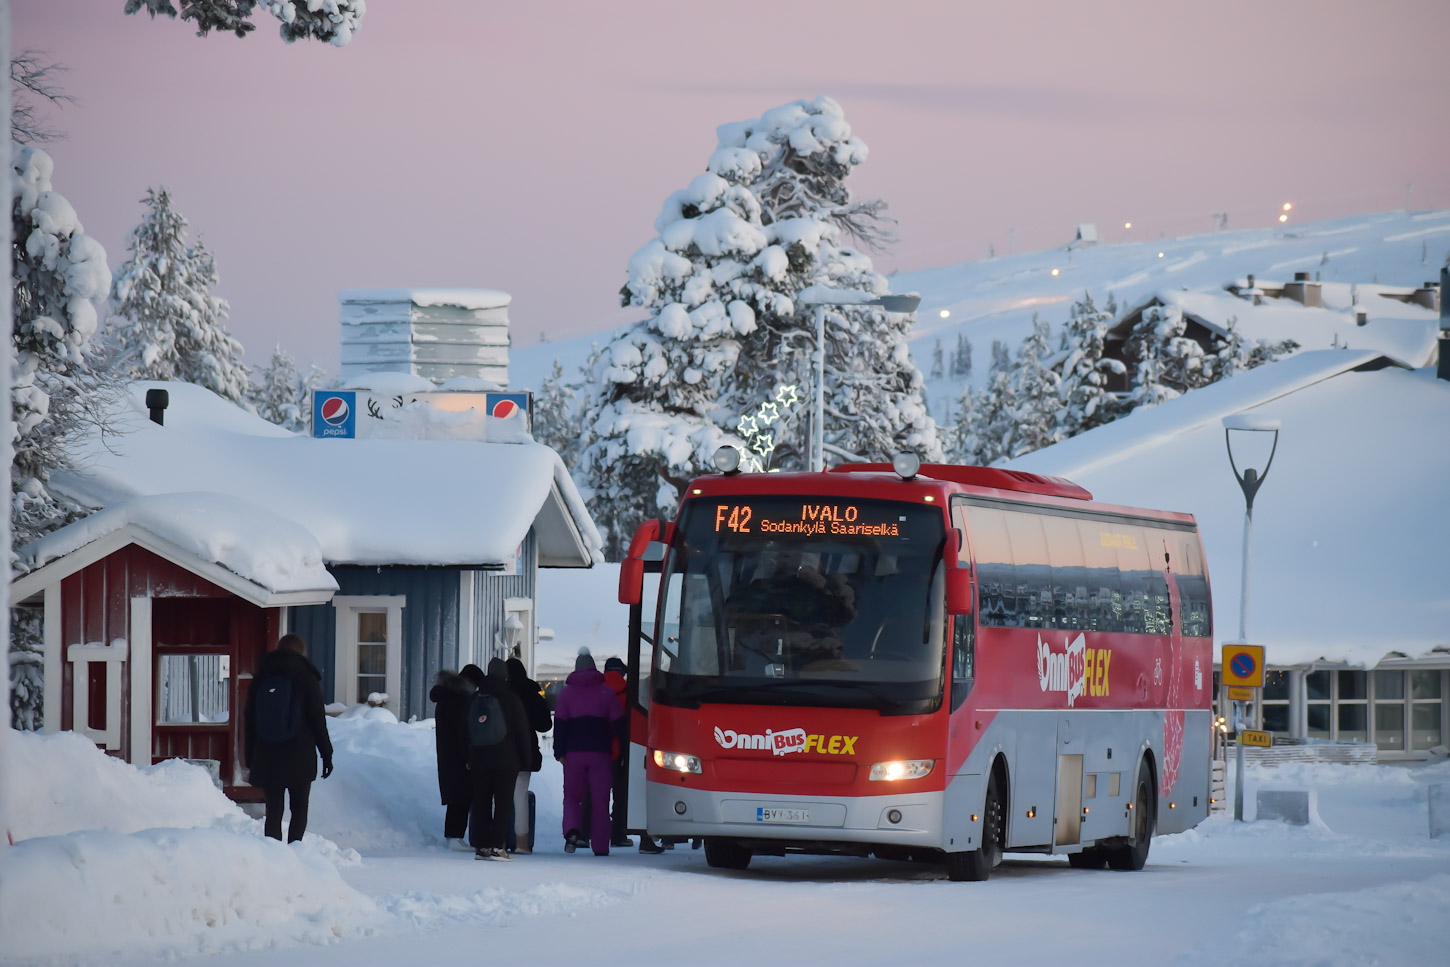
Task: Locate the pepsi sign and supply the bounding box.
[485,392,530,422]
[313,391,357,438]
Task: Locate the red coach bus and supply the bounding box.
[617,452,1213,880]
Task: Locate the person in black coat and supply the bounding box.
[505,656,552,853]
[244,634,333,843]
[431,667,477,851]
[467,658,532,860]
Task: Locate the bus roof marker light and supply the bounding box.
[891,452,921,480]
[713,445,742,474]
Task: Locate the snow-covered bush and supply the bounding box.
[252,343,325,431]
[109,187,252,406]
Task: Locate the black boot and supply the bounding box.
[638,835,665,854]
[564,830,580,853]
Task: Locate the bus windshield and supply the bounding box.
[653,496,947,715]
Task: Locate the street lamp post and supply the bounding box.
[1222,414,1280,822]
[800,290,921,471]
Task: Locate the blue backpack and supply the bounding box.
[254,673,302,744]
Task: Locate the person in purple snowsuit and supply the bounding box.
[553,649,625,855]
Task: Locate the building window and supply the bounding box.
[1410,670,1443,751]
[1373,670,1405,752]
[1305,669,1331,738]
[1336,670,1368,742]
[1261,668,1292,734]
[332,596,405,710]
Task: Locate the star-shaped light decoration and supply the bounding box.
[758,401,780,426]
[733,383,802,472]
[737,414,759,438]
[775,384,799,407]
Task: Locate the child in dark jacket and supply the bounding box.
[553,649,624,855]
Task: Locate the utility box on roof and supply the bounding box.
[339,288,512,385]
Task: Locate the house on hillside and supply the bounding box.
[12,382,601,798]
[1012,349,1450,760]
[1098,283,1441,393]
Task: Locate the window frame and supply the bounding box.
[332,595,405,710]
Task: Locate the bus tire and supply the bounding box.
[1067,848,1108,869]
[1106,767,1154,871]
[704,838,752,871]
[945,771,1005,882]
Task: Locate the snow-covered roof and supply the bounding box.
[12,492,338,607]
[337,288,511,310]
[52,383,602,569]
[1010,351,1450,667]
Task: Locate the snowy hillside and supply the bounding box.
[511,209,1449,432]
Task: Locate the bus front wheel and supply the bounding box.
[945,771,1005,882]
[1106,768,1154,871]
[704,838,752,871]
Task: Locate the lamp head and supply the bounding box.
[713,445,742,474]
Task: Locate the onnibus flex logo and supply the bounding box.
[1037,633,1113,707]
[713,726,858,756]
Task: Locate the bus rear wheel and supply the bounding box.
[704,838,752,871]
[1106,769,1154,871]
[945,771,1005,882]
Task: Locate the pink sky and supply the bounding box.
[16,0,1450,376]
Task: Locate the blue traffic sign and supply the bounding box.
[1230,652,1256,679]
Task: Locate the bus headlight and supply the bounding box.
[653,749,702,774]
[868,759,935,781]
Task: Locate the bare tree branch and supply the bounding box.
[10,50,76,144]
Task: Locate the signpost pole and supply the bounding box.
[1233,700,1246,821]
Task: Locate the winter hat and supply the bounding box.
[575,647,597,672]
[487,657,510,680]
[460,664,486,688]
[604,657,627,675]
[506,656,528,682]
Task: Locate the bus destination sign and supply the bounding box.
[713,501,907,538]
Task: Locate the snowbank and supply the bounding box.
[0,829,376,961]
[1,730,375,962]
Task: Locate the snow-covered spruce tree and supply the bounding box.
[11,144,112,550]
[1124,304,1184,410]
[580,162,770,558]
[929,338,944,379]
[1059,291,1123,437]
[109,187,251,405]
[952,333,972,378]
[534,359,581,467]
[1001,315,1062,459]
[990,339,1011,374]
[251,343,319,431]
[124,1,365,46]
[717,96,940,466]
[10,145,113,729]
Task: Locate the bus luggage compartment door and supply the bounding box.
[1054,718,1084,848]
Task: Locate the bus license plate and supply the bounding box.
[757,807,810,824]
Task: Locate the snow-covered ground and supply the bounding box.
[4,718,1447,966]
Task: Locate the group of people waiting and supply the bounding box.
[240,633,658,859]
[432,648,659,859]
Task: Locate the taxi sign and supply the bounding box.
[1222,644,1265,688]
[1238,729,1271,748]
[1227,686,1255,702]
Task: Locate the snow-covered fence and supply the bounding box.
[1242,741,1377,766]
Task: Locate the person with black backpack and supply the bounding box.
[431,666,480,851]
[244,634,333,843]
[466,658,531,861]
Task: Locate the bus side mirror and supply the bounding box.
[617,519,675,605]
[945,528,973,615]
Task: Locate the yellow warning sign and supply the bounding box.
[1227,686,1255,702]
[1239,729,1272,748]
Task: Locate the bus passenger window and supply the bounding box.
[1005,512,1050,629]
[1042,515,1087,631]
[1077,518,1122,633]
[965,506,1012,627]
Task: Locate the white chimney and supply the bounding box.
[338,288,511,386]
